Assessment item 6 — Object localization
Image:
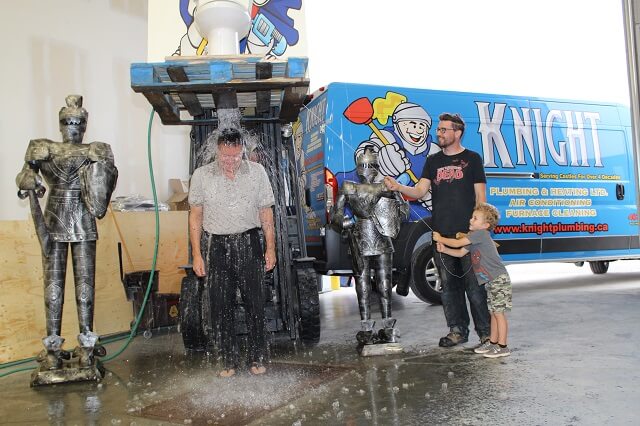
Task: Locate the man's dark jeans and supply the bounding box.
[434,249,490,339]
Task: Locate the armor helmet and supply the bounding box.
[392,102,432,128]
[59,95,88,140]
[59,95,88,127]
[356,147,379,183]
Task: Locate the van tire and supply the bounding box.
[179,274,207,351]
[589,260,609,274]
[410,244,442,305]
[297,267,321,344]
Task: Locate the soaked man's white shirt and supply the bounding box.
[189,159,275,235]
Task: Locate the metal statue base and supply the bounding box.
[358,342,403,357]
[30,359,105,387]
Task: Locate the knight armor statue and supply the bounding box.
[16,95,117,376]
[331,147,409,346]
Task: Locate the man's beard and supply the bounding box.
[438,137,453,148]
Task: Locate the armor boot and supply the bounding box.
[38,335,69,370]
[73,347,95,368]
[72,345,106,368]
[356,319,376,345]
[73,331,100,368]
[377,318,399,343]
[37,350,63,370]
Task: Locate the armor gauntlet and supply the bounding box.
[17,139,51,191]
[331,181,357,231]
[16,165,43,191]
[330,207,350,231]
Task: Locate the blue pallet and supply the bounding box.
[130,55,309,125]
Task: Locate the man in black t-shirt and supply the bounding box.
[384,113,490,348]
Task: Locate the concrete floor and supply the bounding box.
[1,261,639,425]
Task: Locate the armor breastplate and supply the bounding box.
[36,141,97,242]
[353,218,394,256]
[342,182,394,256]
[41,157,87,189]
[345,182,386,218]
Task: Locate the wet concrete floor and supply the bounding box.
[1,262,639,425]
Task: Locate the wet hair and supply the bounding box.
[217,128,242,146]
[474,202,500,231]
[439,113,465,136]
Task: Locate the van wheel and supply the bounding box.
[589,260,609,274]
[409,244,442,305]
[179,274,207,351]
[297,268,321,344]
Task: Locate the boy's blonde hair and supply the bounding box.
[475,203,500,231]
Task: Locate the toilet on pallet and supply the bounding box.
[193,0,252,55]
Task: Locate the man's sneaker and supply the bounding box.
[438,332,468,347]
[483,345,511,358]
[473,340,494,354]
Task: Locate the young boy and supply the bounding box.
[432,203,512,358]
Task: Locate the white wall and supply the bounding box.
[0,0,188,221]
[305,0,630,105]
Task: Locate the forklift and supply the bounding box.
[130,55,320,349]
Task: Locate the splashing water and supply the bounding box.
[196,108,262,167]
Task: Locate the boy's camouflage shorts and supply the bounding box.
[485,273,512,313]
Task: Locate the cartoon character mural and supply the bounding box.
[176,0,206,56]
[340,92,440,221]
[176,0,302,59]
[245,0,302,58]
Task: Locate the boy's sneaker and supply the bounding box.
[483,345,511,358]
[473,340,494,354]
[438,332,468,347]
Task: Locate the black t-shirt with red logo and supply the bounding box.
[421,149,486,235]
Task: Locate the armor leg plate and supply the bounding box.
[71,241,96,334]
[354,257,372,321]
[43,242,69,337]
[375,253,393,319]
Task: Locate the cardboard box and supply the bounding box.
[167,178,189,211]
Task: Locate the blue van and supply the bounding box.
[297,82,640,303]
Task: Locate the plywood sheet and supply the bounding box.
[0,211,188,363]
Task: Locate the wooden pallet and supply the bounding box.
[130,55,309,125]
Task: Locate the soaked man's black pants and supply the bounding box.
[203,228,267,369]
